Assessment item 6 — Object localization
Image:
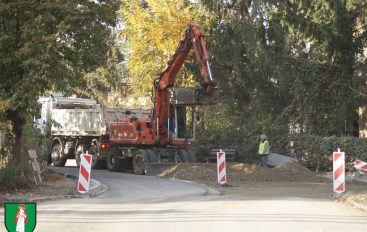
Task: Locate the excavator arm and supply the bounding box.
[155,23,215,93]
[152,23,216,144]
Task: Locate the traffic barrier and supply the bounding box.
[333,151,345,194]
[77,152,92,194]
[217,149,226,185]
[354,160,367,172]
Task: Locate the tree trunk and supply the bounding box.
[332,5,357,136]
[5,109,26,170]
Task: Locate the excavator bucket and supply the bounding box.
[168,87,219,105]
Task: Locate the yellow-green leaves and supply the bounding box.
[120,0,207,98]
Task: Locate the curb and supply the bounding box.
[323,173,367,212]
[348,199,367,211]
[320,172,367,184]
[88,179,108,197]
[0,173,107,205]
[62,173,108,198]
[338,193,367,212]
[169,177,221,196]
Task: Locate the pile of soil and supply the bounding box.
[148,160,327,185]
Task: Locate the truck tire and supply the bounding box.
[107,152,123,172]
[92,155,106,169]
[51,143,67,167]
[75,144,85,167]
[90,140,106,169]
[75,153,81,167]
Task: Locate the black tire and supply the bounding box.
[147,150,160,162]
[92,156,106,169]
[51,143,67,167]
[178,149,190,162]
[75,152,81,167]
[75,144,85,167]
[107,152,123,172]
[46,154,52,165]
[133,155,145,175]
[90,140,106,169]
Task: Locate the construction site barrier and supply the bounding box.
[77,153,92,194]
[333,151,345,194]
[217,150,227,185]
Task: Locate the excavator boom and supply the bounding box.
[152,23,217,145]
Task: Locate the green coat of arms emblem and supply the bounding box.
[4,203,37,232]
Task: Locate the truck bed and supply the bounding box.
[50,108,151,137]
[51,108,106,136]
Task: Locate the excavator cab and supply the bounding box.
[169,104,195,141]
[167,87,219,144]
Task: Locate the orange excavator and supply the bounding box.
[103,23,218,173]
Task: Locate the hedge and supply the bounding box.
[285,134,367,172]
[196,131,367,172]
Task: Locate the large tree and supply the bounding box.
[199,0,367,137]
[199,0,290,128]
[120,0,209,99]
[0,0,119,161]
[280,0,367,136]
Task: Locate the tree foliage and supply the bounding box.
[120,0,210,99]
[280,0,367,136]
[0,0,119,160]
[195,0,367,138]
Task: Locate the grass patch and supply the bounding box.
[0,161,28,192]
[42,169,64,182]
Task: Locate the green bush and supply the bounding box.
[287,134,367,172]
[23,121,52,163]
[0,161,27,191]
[0,120,49,192]
[198,122,367,172]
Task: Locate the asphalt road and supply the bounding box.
[2,160,367,232]
[50,160,209,202]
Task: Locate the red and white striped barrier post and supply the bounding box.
[354,160,367,172]
[77,152,92,194]
[217,149,227,185]
[333,149,345,194]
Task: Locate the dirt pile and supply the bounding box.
[148,161,327,184]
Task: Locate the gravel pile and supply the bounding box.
[148,160,326,184]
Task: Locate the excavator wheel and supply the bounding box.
[133,149,146,175]
[178,149,191,162]
[107,151,123,172]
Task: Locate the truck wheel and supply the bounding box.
[51,143,67,167]
[107,152,123,172]
[75,153,81,167]
[92,156,106,169]
[90,140,106,169]
[75,144,85,167]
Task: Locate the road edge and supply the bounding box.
[168,177,221,196]
[0,172,108,205]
